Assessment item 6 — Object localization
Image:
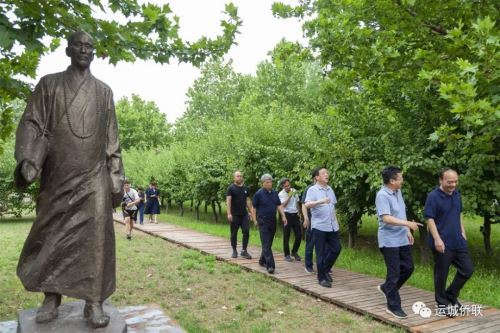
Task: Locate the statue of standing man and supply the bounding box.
[14,30,124,328]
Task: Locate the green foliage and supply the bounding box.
[121,1,497,254]
[115,94,172,150]
[0,0,241,140]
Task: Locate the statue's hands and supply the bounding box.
[21,160,40,183]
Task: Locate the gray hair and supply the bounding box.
[260,173,273,182]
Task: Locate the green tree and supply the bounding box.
[116,94,172,150]
[274,0,499,255]
[174,60,251,141]
[1,0,241,138]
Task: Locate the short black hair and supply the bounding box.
[381,166,402,184]
[311,167,326,179]
[439,167,457,179]
[279,178,290,188]
[124,180,131,185]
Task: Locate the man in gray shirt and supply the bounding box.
[375,166,422,319]
[305,167,341,288]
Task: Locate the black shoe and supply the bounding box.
[267,267,275,274]
[292,253,301,261]
[126,234,132,240]
[231,250,237,258]
[451,300,464,312]
[305,266,314,274]
[386,308,408,319]
[325,273,333,282]
[377,285,387,303]
[319,279,332,288]
[284,255,293,262]
[240,250,252,259]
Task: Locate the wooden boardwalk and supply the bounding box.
[114,216,500,333]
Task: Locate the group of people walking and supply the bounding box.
[121,181,161,239]
[227,166,473,320]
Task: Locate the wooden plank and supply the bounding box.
[114,217,498,333]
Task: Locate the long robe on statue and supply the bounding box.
[14,66,124,302]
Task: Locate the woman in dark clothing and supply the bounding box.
[144,182,160,223]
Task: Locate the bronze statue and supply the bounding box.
[14,30,124,328]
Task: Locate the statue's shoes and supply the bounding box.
[35,293,62,323]
[84,301,110,328]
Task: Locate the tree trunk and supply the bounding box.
[481,215,492,256]
[204,201,208,213]
[179,201,184,216]
[167,199,172,210]
[347,211,362,248]
[195,201,201,220]
[211,200,218,223]
[190,199,194,212]
[217,201,222,216]
[408,208,430,264]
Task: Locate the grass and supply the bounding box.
[0,218,401,333]
[157,204,500,309]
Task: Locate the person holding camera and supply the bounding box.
[122,181,140,240]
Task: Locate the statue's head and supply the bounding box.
[66,30,94,70]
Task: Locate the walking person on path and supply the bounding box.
[122,181,140,240]
[145,181,160,223]
[226,171,253,259]
[375,166,422,319]
[301,173,316,273]
[304,167,341,288]
[252,174,287,274]
[279,178,302,262]
[424,168,474,317]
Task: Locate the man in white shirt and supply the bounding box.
[279,178,302,262]
[122,180,141,240]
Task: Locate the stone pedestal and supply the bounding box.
[17,301,127,333]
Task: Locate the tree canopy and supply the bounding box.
[0,0,241,141]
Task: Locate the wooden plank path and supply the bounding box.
[114,215,500,332]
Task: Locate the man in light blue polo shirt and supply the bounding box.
[305,167,341,288]
[375,166,422,319]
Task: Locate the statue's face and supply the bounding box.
[66,33,94,70]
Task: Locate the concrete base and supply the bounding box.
[17,301,127,333]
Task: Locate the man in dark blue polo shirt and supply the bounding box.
[424,168,473,316]
[301,172,316,274]
[252,174,287,274]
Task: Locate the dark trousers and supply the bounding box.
[230,215,250,251]
[432,247,474,306]
[313,229,341,281]
[304,224,314,269]
[380,245,414,311]
[283,212,301,256]
[258,218,277,269]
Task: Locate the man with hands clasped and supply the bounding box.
[375,166,422,319]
